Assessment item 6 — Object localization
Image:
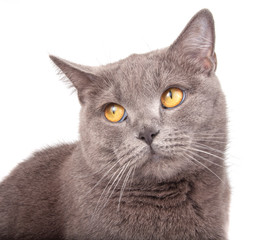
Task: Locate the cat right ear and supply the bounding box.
[49,55,99,104]
[168,9,217,73]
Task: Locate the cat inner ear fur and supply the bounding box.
[49,55,103,104]
[168,9,217,73]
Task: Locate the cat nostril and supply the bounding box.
[138,128,159,146]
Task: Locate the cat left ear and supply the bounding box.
[168,9,217,73]
[49,55,100,104]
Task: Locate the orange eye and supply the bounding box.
[104,103,127,123]
[161,87,185,108]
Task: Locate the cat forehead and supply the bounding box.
[100,52,189,102]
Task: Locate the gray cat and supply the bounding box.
[0,9,230,239]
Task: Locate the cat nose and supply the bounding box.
[138,128,160,145]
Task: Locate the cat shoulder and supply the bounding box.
[0,143,77,238]
[1,142,77,186]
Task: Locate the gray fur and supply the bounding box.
[0,9,230,239]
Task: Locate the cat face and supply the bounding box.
[50,9,227,182]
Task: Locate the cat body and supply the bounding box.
[0,9,230,239]
[0,143,229,239]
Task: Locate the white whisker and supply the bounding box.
[129,164,137,191]
[193,136,226,140]
[189,147,226,162]
[193,132,226,136]
[191,139,227,144]
[93,164,125,214]
[118,165,133,211]
[88,157,124,193]
[93,166,123,214]
[183,152,224,183]
[192,142,226,155]
[187,149,224,168]
[91,160,115,176]
[97,161,130,214]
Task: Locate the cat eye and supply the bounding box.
[104,103,127,123]
[161,87,185,108]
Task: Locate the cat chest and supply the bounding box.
[92,200,206,239]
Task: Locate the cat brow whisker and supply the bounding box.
[183,152,224,183]
[139,62,152,80]
[118,68,131,82]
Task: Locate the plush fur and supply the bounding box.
[0,9,230,239]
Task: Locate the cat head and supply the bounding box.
[50,9,226,182]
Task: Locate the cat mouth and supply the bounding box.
[136,148,182,180]
[150,153,161,161]
[148,148,169,162]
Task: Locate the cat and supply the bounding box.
[0,9,230,240]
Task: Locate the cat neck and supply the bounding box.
[64,143,224,210]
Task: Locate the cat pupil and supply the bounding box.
[168,90,173,99]
[112,105,116,114]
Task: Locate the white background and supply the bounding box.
[0,0,278,239]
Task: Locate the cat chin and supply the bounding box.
[135,152,190,182]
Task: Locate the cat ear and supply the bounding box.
[168,9,217,73]
[49,55,99,104]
